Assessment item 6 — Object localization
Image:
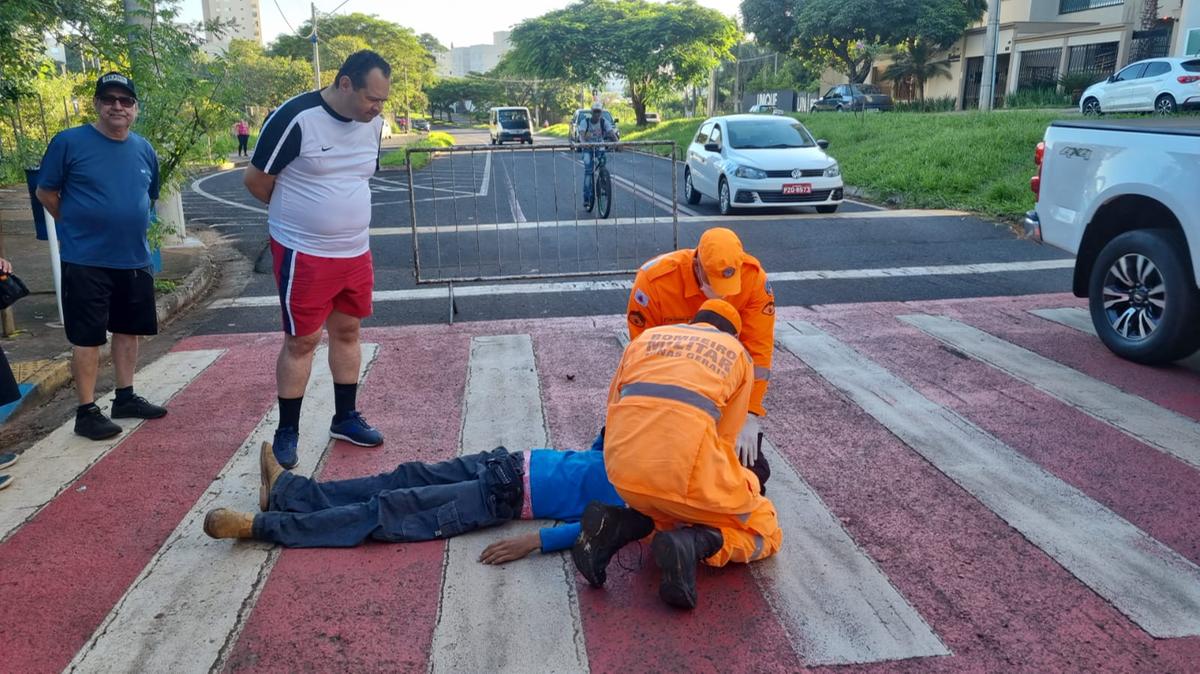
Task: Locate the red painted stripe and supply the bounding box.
[531,326,800,672]
[766,299,1200,672]
[0,344,275,674]
[225,328,472,672]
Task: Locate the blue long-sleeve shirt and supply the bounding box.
[530,436,623,552]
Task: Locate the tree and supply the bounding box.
[218,40,310,115]
[742,0,979,83]
[881,40,950,102]
[505,0,739,125]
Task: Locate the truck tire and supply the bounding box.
[1088,229,1200,364]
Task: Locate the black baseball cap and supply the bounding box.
[94,72,138,100]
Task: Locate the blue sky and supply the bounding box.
[178,0,745,49]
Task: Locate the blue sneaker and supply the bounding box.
[272,427,299,469]
[329,411,384,447]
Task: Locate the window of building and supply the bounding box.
[1017,47,1062,88]
[1059,0,1122,14]
[1066,42,1119,80]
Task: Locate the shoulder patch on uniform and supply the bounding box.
[633,288,650,307]
[762,302,775,316]
[629,310,646,328]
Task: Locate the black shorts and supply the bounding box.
[61,262,158,347]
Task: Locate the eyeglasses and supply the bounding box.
[98,94,137,108]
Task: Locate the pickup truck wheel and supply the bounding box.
[1082,98,1102,116]
[1088,229,1200,364]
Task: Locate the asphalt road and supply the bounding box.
[184,126,1073,334]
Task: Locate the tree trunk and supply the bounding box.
[918,76,926,104]
[629,84,647,126]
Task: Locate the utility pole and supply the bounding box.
[979,0,1001,110]
[403,66,409,134]
[311,2,321,89]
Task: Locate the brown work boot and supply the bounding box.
[203,508,256,540]
[260,440,285,512]
[571,501,655,588]
[652,526,724,610]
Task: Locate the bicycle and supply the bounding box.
[577,140,614,220]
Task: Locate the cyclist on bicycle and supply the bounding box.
[579,102,617,209]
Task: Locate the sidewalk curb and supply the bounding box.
[6,245,217,419]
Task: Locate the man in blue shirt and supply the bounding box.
[36,72,166,440]
[202,439,627,564]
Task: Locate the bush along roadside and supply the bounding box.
[379,131,456,171]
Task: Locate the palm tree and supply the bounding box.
[882,41,951,104]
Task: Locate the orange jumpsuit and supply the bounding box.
[603,322,782,567]
[627,249,775,416]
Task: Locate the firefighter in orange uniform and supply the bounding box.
[572,299,782,609]
[625,227,775,468]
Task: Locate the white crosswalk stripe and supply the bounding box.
[67,345,377,673]
[778,320,1200,638]
[0,349,224,542]
[429,334,589,673]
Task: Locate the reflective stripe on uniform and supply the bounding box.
[676,324,721,334]
[737,512,752,524]
[620,382,720,421]
[754,366,771,381]
[751,534,765,561]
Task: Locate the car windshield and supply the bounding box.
[577,111,614,125]
[854,84,883,95]
[498,110,528,128]
[726,120,815,149]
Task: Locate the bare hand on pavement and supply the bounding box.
[478,532,541,565]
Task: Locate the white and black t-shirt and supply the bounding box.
[252,90,383,258]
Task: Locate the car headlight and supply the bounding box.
[734,165,767,180]
[824,163,841,178]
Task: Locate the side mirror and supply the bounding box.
[704,142,721,152]
[817,139,830,150]
[1107,75,1116,83]
[614,118,620,124]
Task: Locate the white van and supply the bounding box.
[489,106,533,145]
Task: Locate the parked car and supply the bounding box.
[644,111,661,124]
[489,106,533,145]
[1079,57,1200,115]
[568,108,620,145]
[1025,117,1200,363]
[810,84,893,112]
[413,118,431,132]
[683,114,844,216]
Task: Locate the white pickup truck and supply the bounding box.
[1025,117,1200,364]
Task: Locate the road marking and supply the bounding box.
[0,349,224,542]
[900,314,1200,470]
[208,259,1074,309]
[67,345,377,672]
[778,321,1200,638]
[429,335,589,673]
[1030,306,1200,373]
[191,170,267,215]
[498,152,527,223]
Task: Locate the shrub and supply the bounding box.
[893,96,956,113]
[1004,86,1071,109]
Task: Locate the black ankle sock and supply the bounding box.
[279,396,303,429]
[333,383,357,421]
[77,402,98,418]
[115,386,134,403]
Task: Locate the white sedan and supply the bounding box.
[1080,57,1200,116]
[684,114,844,216]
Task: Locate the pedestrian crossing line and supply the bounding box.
[899,314,1200,471]
[619,330,946,665]
[0,349,225,543]
[1030,306,1200,374]
[429,334,589,673]
[778,321,1200,638]
[67,344,377,673]
[751,437,949,665]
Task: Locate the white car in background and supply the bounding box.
[1080,57,1200,115]
[684,114,844,215]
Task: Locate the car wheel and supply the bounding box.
[684,169,702,205]
[835,105,844,113]
[810,106,817,114]
[816,205,839,214]
[1088,229,1200,364]
[718,178,734,216]
[1082,98,1102,116]
[1155,94,1177,115]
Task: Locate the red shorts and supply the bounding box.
[271,238,374,337]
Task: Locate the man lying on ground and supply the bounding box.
[203,439,621,564]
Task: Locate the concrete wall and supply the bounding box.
[1178,0,1200,55]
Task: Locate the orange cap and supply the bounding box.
[696,228,745,297]
[696,298,742,336]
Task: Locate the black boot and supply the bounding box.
[571,501,655,587]
[652,526,724,610]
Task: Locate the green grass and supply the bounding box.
[610,111,1079,218]
[380,131,456,171]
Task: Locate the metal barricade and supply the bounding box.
[402,140,679,285]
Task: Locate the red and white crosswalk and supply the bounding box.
[3,293,1200,673]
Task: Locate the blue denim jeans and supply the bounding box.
[582,149,605,203]
[253,447,522,548]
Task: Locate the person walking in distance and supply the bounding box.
[234,119,250,157]
[35,72,168,440]
[243,51,391,468]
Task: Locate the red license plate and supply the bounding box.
[782,183,812,195]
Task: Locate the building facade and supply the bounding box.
[201,0,263,56]
[832,0,1188,109]
[439,31,511,77]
